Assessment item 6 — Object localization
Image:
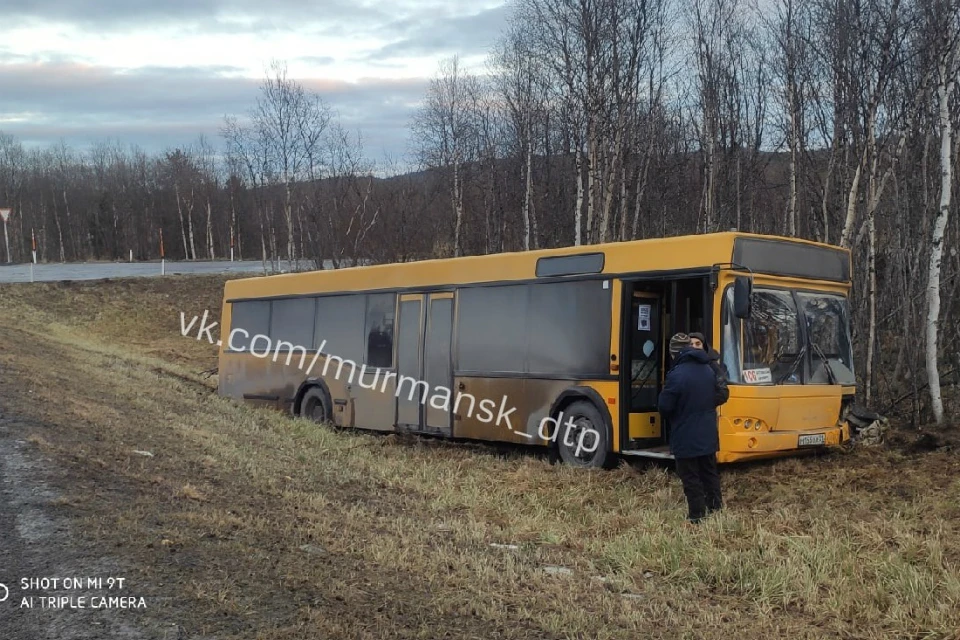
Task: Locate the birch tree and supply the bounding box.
[255,60,331,265]
[924,0,960,424]
[411,55,478,257]
[493,21,550,250]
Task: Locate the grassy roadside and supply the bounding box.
[0,276,959,639]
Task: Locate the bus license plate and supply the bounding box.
[798,433,826,447]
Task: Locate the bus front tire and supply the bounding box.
[556,400,611,469]
[299,386,331,424]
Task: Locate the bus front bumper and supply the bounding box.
[717,421,851,463]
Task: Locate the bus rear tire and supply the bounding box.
[300,386,331,425]
[556,400,612,469]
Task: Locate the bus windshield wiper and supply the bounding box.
[776,345,806,384]
[810,341,838,385]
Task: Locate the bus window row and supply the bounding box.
[229,292,395,368]
[227,279,612,378]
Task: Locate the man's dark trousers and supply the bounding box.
[674,454,722,521]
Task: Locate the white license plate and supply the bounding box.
[798,433,826,447]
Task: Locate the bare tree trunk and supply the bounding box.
[574,147,584,245]
[453,160,464,257]
[260,213,268,272]
[600,143,620,243]
[866,210,878,405]
[586,139,597,243]
[482,154,492,254]
[632,133,654,239]
[186,188,197,260]
[737,149,754,231]
[788,98,798,236]
[270,205,278,271]
[51,193,66,262]
[297,201,306,270]
[175,184,189,259]
[705,124,715,232]
[284,182,295,264]
[820,139,838,244]
[840,151,865,248]
[926,63,954,424]
[522,138,533,250]
[530,195,539,249]
[617,158,629,241]
[61,188,73,261]
[206,198,215,259]
[230,189,241,261]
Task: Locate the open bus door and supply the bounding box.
[621,285,668,454]
[620,277,711,460]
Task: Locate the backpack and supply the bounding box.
[710,352,730,406]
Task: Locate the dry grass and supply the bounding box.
[0,275,959,639]
[0,274,231,371]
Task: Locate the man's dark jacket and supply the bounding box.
[658,347,721,458]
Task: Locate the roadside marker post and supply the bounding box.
[31,227,37,282]
[230,227,235,262]
[159,228,165,275]
[0,208,11,264]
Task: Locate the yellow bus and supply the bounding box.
[217,231,856,466]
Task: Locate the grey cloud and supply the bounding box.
[0,62,427,163]
[0,0,508,166]
[295,56,336,67]
[0,0,487,37]
[0,63,258,117]
[364,4,510,61]
[0,0,381,26]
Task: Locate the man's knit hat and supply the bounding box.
[669,332,691,355]
[689,332,707,346]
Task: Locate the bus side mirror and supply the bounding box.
[734,277,752,319]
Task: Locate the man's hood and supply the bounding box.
[674,347,711,365]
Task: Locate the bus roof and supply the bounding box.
[224,231,851,300]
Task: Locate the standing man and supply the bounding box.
[658,333,726,524]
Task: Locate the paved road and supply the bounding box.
[0,260,332,283]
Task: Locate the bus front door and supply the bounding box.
[622,288,666,451]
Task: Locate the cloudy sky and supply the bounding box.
[0,0,510,168]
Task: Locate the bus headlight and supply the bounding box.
[744,419,753,430]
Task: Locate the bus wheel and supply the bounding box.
[300,387,331,424]
[556,400,611,469]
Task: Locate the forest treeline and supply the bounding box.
[0,0,958,422]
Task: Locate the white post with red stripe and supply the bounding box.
[0,208,10,264]
[30,227,37,282]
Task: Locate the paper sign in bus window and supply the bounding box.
[638,304,651,331]
[743,368,773,384]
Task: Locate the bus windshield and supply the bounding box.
[722,287,856,386]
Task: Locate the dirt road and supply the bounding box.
[0,418,177,639]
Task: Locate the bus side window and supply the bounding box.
[365,293,396,368]
[269,298,316,350]
[230,300,270,350]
